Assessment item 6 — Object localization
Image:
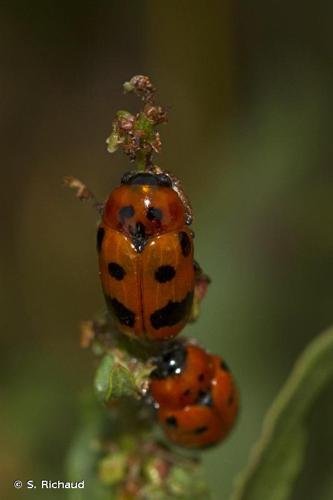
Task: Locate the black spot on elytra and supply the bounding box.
[178,231,191,257]
[183,389,191,396]
[96,227,105,253]
[151,343,187,379]
[119,205,134,223]
[194,426,208,435]
[150,291,193,330]
[155,265,176,283]
[221,360,230,372]
[104,295,135,327]
[166,416,178,428]
[108,262,125,280]
[198,373,205,382]
[147,206,163,221]
[197,391,213,407]
[228,393,234,406]
[130,222,147,253]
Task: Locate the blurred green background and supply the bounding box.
[1,1,332,499]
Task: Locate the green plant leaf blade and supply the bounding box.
[108,363,136,399]
[94,353,115,402]
[230,326,333,500]
[94,354,136,403]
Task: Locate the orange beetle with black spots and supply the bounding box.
[97,170,195,340]
[152,344,239,448]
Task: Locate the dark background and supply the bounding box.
[1,1,333,499]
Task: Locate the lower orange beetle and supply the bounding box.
[150,343,239,448]
[97,169,195,340]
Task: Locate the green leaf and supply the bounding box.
[94,354,136,403]
[230,326,333,500]
[108,363,136,399]
[94,353,115,402]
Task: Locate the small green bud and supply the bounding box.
[123,80,135,94]
[167,465,210,499]
[106,131,120,153]
[94,353,115,402]
[142,457,169,486]
[98,452,127,485]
